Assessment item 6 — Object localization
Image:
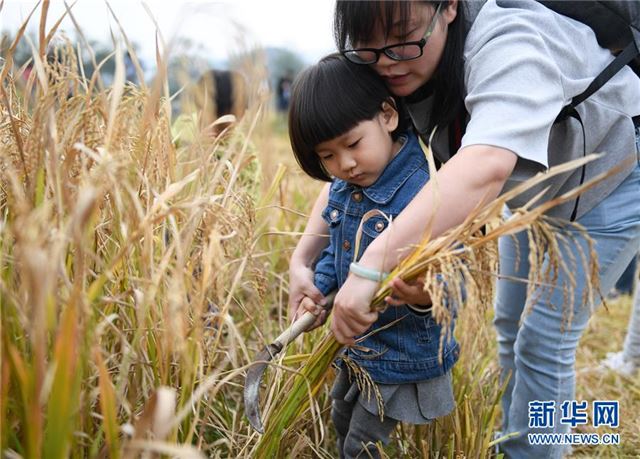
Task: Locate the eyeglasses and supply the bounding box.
[341,2,443,65]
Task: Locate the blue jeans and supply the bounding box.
[495,159,640,458]
[614,254,637,295]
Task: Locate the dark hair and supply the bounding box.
[211,70,234,116]
[333,1,467,136]
[288,53,404,182]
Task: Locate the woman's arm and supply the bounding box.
[364,145,517,270]
[289,183,331,318]
[330,145,518,344]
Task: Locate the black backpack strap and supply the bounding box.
[558,40,640,121]
[574,40,639,106]
[554,109,588,222]
[554,41,639,220]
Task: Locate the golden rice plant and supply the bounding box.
[0,6,276,458]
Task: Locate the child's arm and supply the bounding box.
[289,184,331,319]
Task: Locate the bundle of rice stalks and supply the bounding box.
[1,6,269,458]
[253,153,614,457]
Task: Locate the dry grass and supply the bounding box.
[1,9,638,459]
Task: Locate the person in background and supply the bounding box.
[193,69,248,134]
[276,70,293,112]
[602,277,640,377]
[174,68,248,144]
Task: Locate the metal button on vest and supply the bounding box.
[375,221,385,232]
[342,240,351,250]
[330,209,339,220]
[352,192,363,202]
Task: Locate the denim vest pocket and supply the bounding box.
[322,204,344,227]
[359,215,391,257]
[351,306,400,358]
[361,215,390,237]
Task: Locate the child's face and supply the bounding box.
[315,103,401,187]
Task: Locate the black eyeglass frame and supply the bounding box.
[340,2,444,65]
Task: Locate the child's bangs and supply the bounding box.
[297,82,378,151]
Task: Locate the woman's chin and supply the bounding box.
[388,80,423,98]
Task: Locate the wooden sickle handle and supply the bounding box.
[273,291,337,348]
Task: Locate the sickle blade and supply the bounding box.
[244,343,282,433]
[243,291,335,433]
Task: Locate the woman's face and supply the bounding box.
[357,1,457,97]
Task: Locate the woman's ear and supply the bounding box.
[380,100,399,132]
[441,0,458,25]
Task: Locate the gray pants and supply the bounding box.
[331,398,397,459]
[623,282,640,362]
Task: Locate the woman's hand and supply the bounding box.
[330,275,379,345]
[288,260,326,321]
[385,276,432,306]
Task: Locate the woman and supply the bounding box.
[289,1,640,457]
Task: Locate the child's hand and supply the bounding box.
[385,276,432,307]
[288,262,326,321]
[298,296,329,331]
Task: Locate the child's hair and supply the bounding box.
[288,53,405,182]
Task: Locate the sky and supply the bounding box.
[1,0,337,66]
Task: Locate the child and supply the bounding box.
[288,54,459,459]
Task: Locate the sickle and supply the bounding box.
[244,291,336,433]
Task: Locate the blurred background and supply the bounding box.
[1,0,336,112]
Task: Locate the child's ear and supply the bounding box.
[380,100,399,132]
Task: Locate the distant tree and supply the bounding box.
[81,39,145,85]
[268,47,305,86]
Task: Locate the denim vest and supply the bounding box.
[314,132,459,384]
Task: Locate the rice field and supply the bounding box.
[1,12,639,459]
